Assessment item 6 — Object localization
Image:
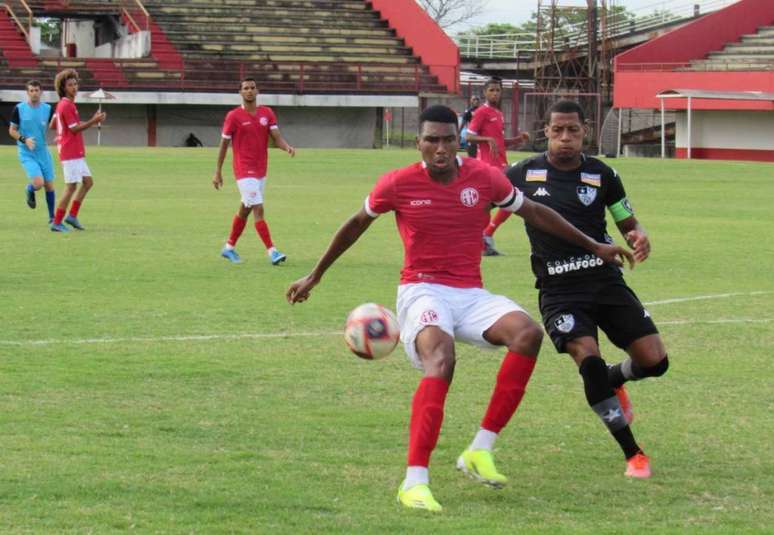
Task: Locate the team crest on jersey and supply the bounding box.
[420,310,439,324]
[577,185,597,206]
[526,169,548,182]
[554,314,575,334]
[460,187,480,207]
[259,117,269,126]
[580,172,601,187]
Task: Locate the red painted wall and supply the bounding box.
[675,147,774,162]
[613,0,774,110]
[615,0,774,65]
[615,71,774,109]
[369,0,459,93]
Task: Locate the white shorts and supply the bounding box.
[237,177,265,207]
[62,158,92,184]
[396,282,528,370]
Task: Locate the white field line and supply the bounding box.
[0,291,771,347]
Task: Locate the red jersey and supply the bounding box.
[365,157,523,288]
[55,98,85,161]
[467,103,507,169]
[221,105,277,179]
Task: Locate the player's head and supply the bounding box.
[55,69,79,99]
[417,105,459,177]
[544,100,588,165]
[483,77,502,105]
[26,80,42,103]
[469,95,480,107]
[239,77,258,103]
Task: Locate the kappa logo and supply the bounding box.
[420,310,439,324]
[577,185,597,206]
[554,314,575,333]
[533,187,550,197]
[459,187,480,207]
[644,309,651,318]
[410,199,432,207]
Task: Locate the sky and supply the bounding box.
[450,0,737,33]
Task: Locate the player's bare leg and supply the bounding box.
[26,176,44,209]
[398,326,453,512]
[65,175,92,230]
[568,337,650,478]
[252,203,286,265]
[458,311,540,487]
[51,182,77,232]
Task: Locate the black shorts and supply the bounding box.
[538,280,658,353]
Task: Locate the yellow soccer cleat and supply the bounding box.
[397,482,443,512]
[456,449,508,488]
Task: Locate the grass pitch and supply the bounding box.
[0,146,772,533]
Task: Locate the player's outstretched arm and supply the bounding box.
[464,133,498,158]
[270,128,295,157]
[69,111,107,133]
[616,216,650,264]
[286,208,375,304]
[517,197,634,269]
[213,138,230,190]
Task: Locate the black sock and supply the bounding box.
[608,355,669,388]
[579,356,641,459]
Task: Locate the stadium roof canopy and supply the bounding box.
[654,88,774,159]
[656,89,774,101]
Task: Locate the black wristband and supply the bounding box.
[19,135,26,143]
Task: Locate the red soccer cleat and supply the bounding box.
[625,453,651,479]
[614,385,634,424]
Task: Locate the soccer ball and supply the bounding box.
[344,303,400,360]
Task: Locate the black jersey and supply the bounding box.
[508,153,634,289]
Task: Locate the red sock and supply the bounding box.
[483,209,513,237]
[69,200,82,218]
[227,215,247,246]
[407,377,449,467]
[254,219,274,249]
[54,207,66,225]
[481,352,537,433]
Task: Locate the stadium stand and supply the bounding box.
[0,0,448,94]
[687,25,774,71]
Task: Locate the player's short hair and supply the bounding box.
[55,69,79,98]
[239,77,257,90]
[545,100,586,124]
[484,76,502,90]
[26,79,41,89]
[418,104,459,133]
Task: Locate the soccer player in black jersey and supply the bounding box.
[507,100,670,478]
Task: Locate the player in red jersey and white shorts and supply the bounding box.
[213,77,295,265]
[50,69,106,232]
[465,77,529,256]
[287,105,632,512]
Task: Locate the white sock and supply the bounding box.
[224,243,234,250]
[470,428,498,451]
[267,246,277,256]
[402,466,429,490]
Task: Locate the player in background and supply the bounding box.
[8,80,57,223]
[287,105,633,512]
[508,100,669,479]
[464,77,529,256]
[51,69,105,232]
[213,78,295,265]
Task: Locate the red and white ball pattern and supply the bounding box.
[344,303,400,360]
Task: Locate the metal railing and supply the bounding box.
[119,0,149,33]
[455,0,740,59]
[1,0,32,39]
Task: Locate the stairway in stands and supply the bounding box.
[0,10,38,68]
[688,25,774,71]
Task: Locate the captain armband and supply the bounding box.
[608,198,634,222]
[494,188,524,213]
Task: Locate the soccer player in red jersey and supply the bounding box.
[50,69,105,232]
[213,78,296,265]
[286,105,632,512]
[465,77,529,255]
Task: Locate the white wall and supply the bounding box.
[63,20,95,57]
[676,110,774,150]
